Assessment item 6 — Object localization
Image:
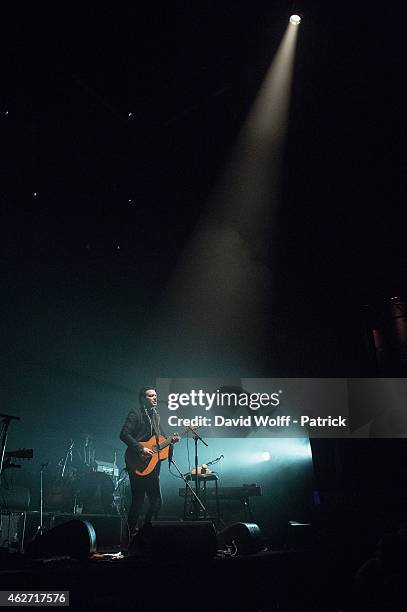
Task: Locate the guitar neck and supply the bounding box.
[156,427,190,452]
[158,438,172,452]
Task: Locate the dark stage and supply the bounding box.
[0,547,340,611]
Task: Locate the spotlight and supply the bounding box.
[261,451,270,461]
[290,14,301,25]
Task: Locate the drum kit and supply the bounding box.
[45,436,127,515]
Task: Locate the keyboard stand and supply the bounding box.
[183,474,221,528]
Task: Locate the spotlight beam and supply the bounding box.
[151,21,301,372]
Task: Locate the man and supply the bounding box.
[120,387,163,536]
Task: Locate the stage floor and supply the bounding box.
[0,547,341,611]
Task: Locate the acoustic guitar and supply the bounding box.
[125,428,192,477]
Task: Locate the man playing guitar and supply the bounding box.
[120,386,172,538]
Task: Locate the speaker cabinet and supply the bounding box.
[0,512,26,553]
[25,519,96,559]
[217,522,265,555]
[52,514,121,548]
[286,520,313,549]
[130,521,217,559]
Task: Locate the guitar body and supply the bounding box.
[125,435,170,477]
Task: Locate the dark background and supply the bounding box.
[2,2,406,385]
[1,2,406,536]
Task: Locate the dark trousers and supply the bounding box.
[127,464,162,532]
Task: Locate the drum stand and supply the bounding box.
[113,470,128,515]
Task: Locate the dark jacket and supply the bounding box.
[120,408,155,455]
[120,408,166,452]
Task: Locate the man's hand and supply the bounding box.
[142,447,154,457]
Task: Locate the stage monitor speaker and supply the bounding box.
[52,514,121,548]
[25,519,96,559]
[217,522,265,555]
[130,521,217,559]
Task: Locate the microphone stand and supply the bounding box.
[112,450,118,486]
[168,451,207,517]
[37,463,48,536]
[191,428,208,520]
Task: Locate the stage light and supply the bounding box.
[241,440,312,465]
[290,14,301,25]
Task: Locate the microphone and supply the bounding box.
[206,455,224,466]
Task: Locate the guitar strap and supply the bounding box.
[145,407,162,461]
[151,409,161,461]
[144,408,153,438]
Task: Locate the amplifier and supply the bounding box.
[0,486,30,511]
[0,512,26,553]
